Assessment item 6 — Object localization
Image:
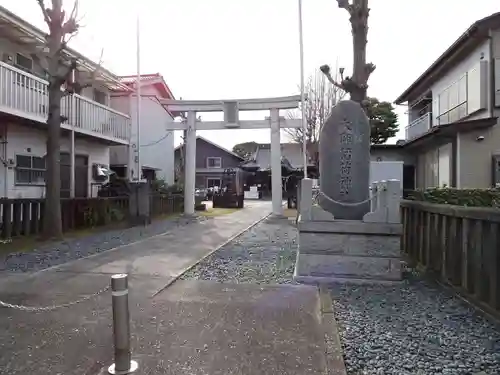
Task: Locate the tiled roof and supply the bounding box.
[119,73,162,85]
[114,73,175,100]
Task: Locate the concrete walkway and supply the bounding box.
[0,200,342,375]
[0,201,271,289]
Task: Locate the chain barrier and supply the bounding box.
[313,188,385,207]
[0,273,137,372]
[0,284,110,312]
[295,187,386,223]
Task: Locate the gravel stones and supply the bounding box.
[0,215,206,272]
[181,217,297,284]
[330,277,500,375]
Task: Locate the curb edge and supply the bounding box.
[318,284,347,375]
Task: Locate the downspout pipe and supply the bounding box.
[487,31,495,118]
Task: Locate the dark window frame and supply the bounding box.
[15,154,46,185]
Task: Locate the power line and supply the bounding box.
[139,131,173,147]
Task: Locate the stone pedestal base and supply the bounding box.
[295,217,402,284]
[129,182,151,226]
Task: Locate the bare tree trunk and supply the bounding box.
[350,0,370,103]
[36,0,97,238]
[42,0,64,239]
[320,0,375,105]
[44,87,62,237]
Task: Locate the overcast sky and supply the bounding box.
[2,0,499,149]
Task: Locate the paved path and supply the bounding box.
[0,201,274,375]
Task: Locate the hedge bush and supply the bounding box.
[405,187,500,208]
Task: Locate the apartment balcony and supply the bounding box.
[405,112,432,141]
[0,61,130,145]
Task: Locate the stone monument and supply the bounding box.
[319,100,370,220]
[294,100,403,284]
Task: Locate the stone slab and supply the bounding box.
[128,280,336,375]
[294,274,403,285]
[308,205,336,221]
[296,218,402,283]
[295,253,401,281]
[299,231,400,257]
[298,219,402,235]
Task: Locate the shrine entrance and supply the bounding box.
[160,96,303,216]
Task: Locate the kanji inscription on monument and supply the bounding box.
[319,100,371,220]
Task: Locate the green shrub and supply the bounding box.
[406,187,500,208]
[151,179,183,194]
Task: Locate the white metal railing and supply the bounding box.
[405,112,432,141]
[0,61,130,143]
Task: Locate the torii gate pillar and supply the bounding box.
[184,111,197,215]
[270,108,283,216]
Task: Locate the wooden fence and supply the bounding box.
[401,200,500,316]
[0,194,183,240]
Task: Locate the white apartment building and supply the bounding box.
[0,5,176,198]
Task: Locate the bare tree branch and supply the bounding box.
[285,67,345,165]
[68,0,79,22]
[62,1,79,35]
[36,0,51,27]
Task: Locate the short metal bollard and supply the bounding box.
[108,274,138,375]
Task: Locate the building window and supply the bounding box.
[206,157,222,168]
[93,89,107,105]
[15,53,33,73]
[15,155,45,184]
[206,178,221,188]
[437,74,468,125]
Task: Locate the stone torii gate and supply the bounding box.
[160,95,303,216]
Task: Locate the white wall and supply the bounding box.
[370,161,403,188]
[370,147,416,165]
[109,95,131,168]
[1,122,110,199]
[431,40,491,124]
[110,86,175,184]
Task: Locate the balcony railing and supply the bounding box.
[405,112,432,141]
[0,61,130,144]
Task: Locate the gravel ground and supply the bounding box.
[181,217,298,284]
[330,274,500,375]
[0,215,206,272]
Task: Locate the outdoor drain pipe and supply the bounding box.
[108,274,138,375]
